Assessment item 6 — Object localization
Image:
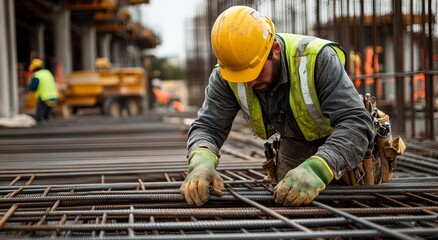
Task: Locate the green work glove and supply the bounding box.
[179,148,224,206]
[274,156,334,206]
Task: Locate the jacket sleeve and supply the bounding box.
[28,77,39,91]
[187,67,241,156]
[313,47,374,179]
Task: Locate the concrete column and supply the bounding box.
[114,40,129,67]
[29,24,44,59]
[111,40,121,67]
[127,45,133,67]
[54,10,72,80]
[132,45,141,67]
[99,33,112,59]
[0,0,10,117]
[384,36,395,102]
[81,25,96,70]
[127,45,139,67]
[120,41,128,67]
[0,0,18,118]
[37,24,45,60]
[7,0,18,116]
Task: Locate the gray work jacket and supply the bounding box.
[187,37,374,179]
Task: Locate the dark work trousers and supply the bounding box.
[35,98,53,122]
[275,136,328,181]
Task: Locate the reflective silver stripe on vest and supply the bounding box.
[297,40,328,126]
[237,83,251,121]
[295,37,315,56]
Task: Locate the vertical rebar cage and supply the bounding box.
[186,0,438,139]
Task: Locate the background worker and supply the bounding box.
[28,58,58,123]
[180,6,374,207]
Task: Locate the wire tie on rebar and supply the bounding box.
[138,179,146,191]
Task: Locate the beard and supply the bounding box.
[255,57,281,93]
[271,57,281,84]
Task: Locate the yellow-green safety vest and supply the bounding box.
[34,69,58,101]
[228,33,346,141]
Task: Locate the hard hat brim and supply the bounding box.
[219,61,265,83]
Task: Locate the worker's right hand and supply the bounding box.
[179,148,224,206]
[274,156,334,206]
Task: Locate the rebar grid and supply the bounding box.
[1,174,437,239]
[1,116,437,239]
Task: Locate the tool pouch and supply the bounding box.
[379,135,406,182]
[262,140,278,181]
[375,109,406,183]
[262,158,276,180]
[45,99,57,107]
[342,94,406,186]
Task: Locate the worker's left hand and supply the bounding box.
[274,156,334,206]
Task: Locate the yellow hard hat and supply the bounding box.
[29,58,43,72]
[211,6,275,83]
[95,58,111,71]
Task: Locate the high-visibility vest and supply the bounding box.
[34,69,58,101]
[228,33,346,141]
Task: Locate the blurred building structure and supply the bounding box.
[186,0,438,139]
[0,0,158,118]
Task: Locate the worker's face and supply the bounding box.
[246,41,281,93]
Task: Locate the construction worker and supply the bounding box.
[28,58,58,123]
[179,6,375,207]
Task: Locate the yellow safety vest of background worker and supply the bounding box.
[28,58,58,123]
[180,5,377,207]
